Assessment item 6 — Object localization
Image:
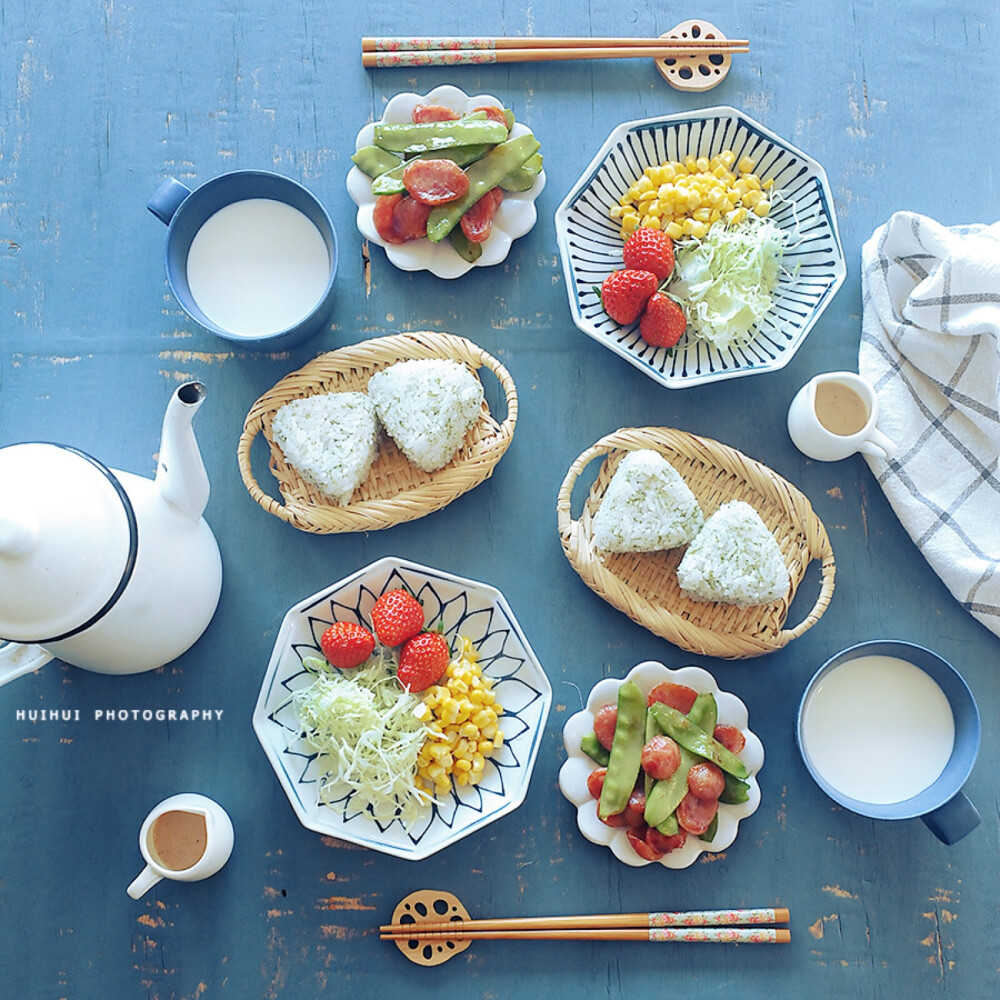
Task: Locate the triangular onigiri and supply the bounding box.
[592,449,704,553]
[368,359,484,473]
[677,500,790,606]
[270,391,379,505]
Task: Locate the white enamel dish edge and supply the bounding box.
[346,84,546,279]
[558,661,763,868]
[554,106,847,388]
[253,556,552,861]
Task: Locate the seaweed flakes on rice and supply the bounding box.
[592,449,704,553]
[676,500,790,607]
[270,391,380,506]
[368,358,484,473]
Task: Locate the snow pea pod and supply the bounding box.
[719,773,750,804]
[597,681,646,819]
[351,145,402,179]
[373,117,507,153]
[579,731,610,767]
[645,745,699,828]
[648,703,750,778]
[686,692,718,734]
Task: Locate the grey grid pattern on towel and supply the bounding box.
[859,211,1000,638]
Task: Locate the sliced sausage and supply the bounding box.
[402,158,470,206]
[646,682,698,714]
[646,826,687,855]
[627,827,663,861]
[391,195,431,241]
[713,724,746,754]
[686,761,725,800]
[411,104,460,123]
[459,187,503,243]
[624,789,647,829]
[593,705,618,751]
[640,735,681,781]
[472,104,509,128]
[676,792,719,835]
[586,767,607,801]
[372,193,407,244]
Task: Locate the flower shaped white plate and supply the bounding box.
[346,84,546,279]
[554,106,846,388]
[253,556,552,860]
[559,661,763,868]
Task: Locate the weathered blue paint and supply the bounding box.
[2,2,998,997]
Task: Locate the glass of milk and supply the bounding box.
[797,640,980,845]
[148,170,338,349]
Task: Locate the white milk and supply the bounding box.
[186,198,330,337]
[800,655,955,804]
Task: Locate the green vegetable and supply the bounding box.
[579,732,610,767]
[351,145,403,179]
[720,773,751,804]
[499,152,543,192]
[668,216,785,350]
[656,812,679,836]
[700,811,719,843]
[686,692,718,734]
[597,681,646,819]
[373,118,508,153]
[371,146,491,196]
[293,654,432,826]
[426,133,540,243]
[644,745,698,828]
[648,703,750,779]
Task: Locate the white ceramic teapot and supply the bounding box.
[0,382,223,685]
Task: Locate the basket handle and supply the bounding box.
[778,529,836,643]
[236,413,289,519]
[556,439,613,537]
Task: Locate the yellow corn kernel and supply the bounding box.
[762,177,774,190]
[635,175,654,194]
[733,178,751,195]
[665,221,684,239]
[692,207,712,223]
[642,216,662,230]
[454,758,472,773]
[492,731,505,749]
[753,200,771,217]
[738,156,756,173]
[695,156,709,173]
[745,175,761,192]
[743,189,762,208]
[689,221,709,239]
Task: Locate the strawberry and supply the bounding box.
[370,589,425,646]
[623,227,675,281]
[320,621,375,669]
[598,269,657,325]
[639,293,687,348]
[397,632,450,692]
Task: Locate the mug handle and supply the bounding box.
[127,864,163,899]
[921,790,980,845]
[0,642,53,687]
[147,178,192,225]
[857,427,897,461]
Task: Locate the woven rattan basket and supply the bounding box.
[557,427,835,659]
[238,331,517,533]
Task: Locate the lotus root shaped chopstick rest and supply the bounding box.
[656,20,732,91]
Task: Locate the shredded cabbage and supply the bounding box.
[669,217,786,350]
[294,653,433,826]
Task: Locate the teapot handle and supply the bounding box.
[0,642,54,687]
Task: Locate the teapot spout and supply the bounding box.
[156,381,211,522]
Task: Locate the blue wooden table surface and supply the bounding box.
[2,2,999,997]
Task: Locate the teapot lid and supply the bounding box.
[0,443,137,644]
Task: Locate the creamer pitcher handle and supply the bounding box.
[858,427,898,461]
[147,178,192,225]
[0,642,53,687]
[127,864,163,899]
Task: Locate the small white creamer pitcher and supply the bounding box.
[127,793,234,899]
[787,371,897,462]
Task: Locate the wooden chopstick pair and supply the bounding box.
[361,35,749,68]
[381,906,790,945]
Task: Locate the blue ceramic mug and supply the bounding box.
[148,170,338,350]
[797,640,980,845]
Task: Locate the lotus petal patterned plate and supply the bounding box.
[555,106,846,388]
[253,557,551,860]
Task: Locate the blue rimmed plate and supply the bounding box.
[253,556,552,860]
[554,107,846,388]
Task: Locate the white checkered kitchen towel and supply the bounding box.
[859,211,1000,637]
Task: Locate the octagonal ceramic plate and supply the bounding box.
[253,556,551,860]
[559,661,763,868]
[555,106,846,388]
[347,84,546,279]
